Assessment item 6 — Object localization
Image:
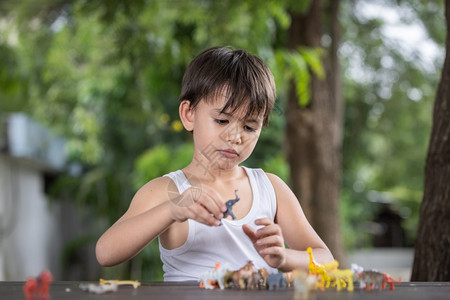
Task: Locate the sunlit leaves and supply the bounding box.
[274,46,324,106]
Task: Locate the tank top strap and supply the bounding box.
[163,170,191,194]
[241,167,277,219]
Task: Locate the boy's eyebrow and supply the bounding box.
[212,109,262,124]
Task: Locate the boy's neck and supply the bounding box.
[183,158,244,184]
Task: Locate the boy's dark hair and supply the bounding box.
[179,46,276,126]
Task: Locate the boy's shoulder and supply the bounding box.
[262,171,287,189]
[136,175,174,197]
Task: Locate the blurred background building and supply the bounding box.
[0,113,98,280]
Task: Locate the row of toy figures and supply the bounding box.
[199,247,402,293]
[199,261,296,290]
[306,247,402,292]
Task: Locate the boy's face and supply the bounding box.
[190,95,263,172]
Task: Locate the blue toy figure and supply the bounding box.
[266,273,287,291]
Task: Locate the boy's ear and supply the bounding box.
[179,100,194,131]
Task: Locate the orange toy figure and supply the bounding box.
[383,273,402,290]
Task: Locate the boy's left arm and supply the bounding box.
[242,173,334,272]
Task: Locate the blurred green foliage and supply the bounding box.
[0,0,444,280]
[339,0,443,248]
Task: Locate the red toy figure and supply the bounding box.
[23,270,53,300]
[383,273,402,290]
[37,270,53,299]
[23,277,38,300]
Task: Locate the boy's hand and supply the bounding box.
[242,218,286,269]
[169,186,226,227]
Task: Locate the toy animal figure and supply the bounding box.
[243,268,271,290]
[322,260,354,292]
[199,263,231,289]
[99,279,140,289]
[293,270,318,300]
[383,273,402,290]
[223,190,240,220]
[321,260,338,289]
[358,270,385,291]
[306,247,329,290]
[327,268,354,292]
[266,273,287,291]
[358,270,402,291]
[247,271,262,290]
[23,277,37,300]
[232,261,256,289]
[284,270,296,288]
[351,264,401,291]
[23,270,53,300]
[258,268,270,289]
[306,247,323,275]
[79,282,118,294]
[223,270,236,289]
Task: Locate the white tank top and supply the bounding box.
[159,166,278,281]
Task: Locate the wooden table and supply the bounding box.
[2,281,450,300]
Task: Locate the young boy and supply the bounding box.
[96,46,333,281]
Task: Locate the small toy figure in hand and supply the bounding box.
[223,190,240,220]
[23,270,53,300]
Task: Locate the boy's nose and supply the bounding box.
[225,126,242,144]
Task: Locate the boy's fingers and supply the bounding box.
[196,194,223,219]
[259,246,284,257]
[190,204,221,226]
[256,224,282,238]
[255,235,284,247]
[200,187,227,213]
[254,218,273,226]
[242,224,258,243]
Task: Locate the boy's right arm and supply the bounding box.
[95,176,225,267]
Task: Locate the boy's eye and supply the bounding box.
[215,119,229,125]
[244,125,256,132]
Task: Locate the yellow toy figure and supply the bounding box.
[324,261,354,292]
[307,247,354,292]
[99,279,141,289]
[306,247,329,290]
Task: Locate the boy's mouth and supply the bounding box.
[219,149,239,158]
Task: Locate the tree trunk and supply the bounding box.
[285,0,345,263]
[410,1,450,282]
